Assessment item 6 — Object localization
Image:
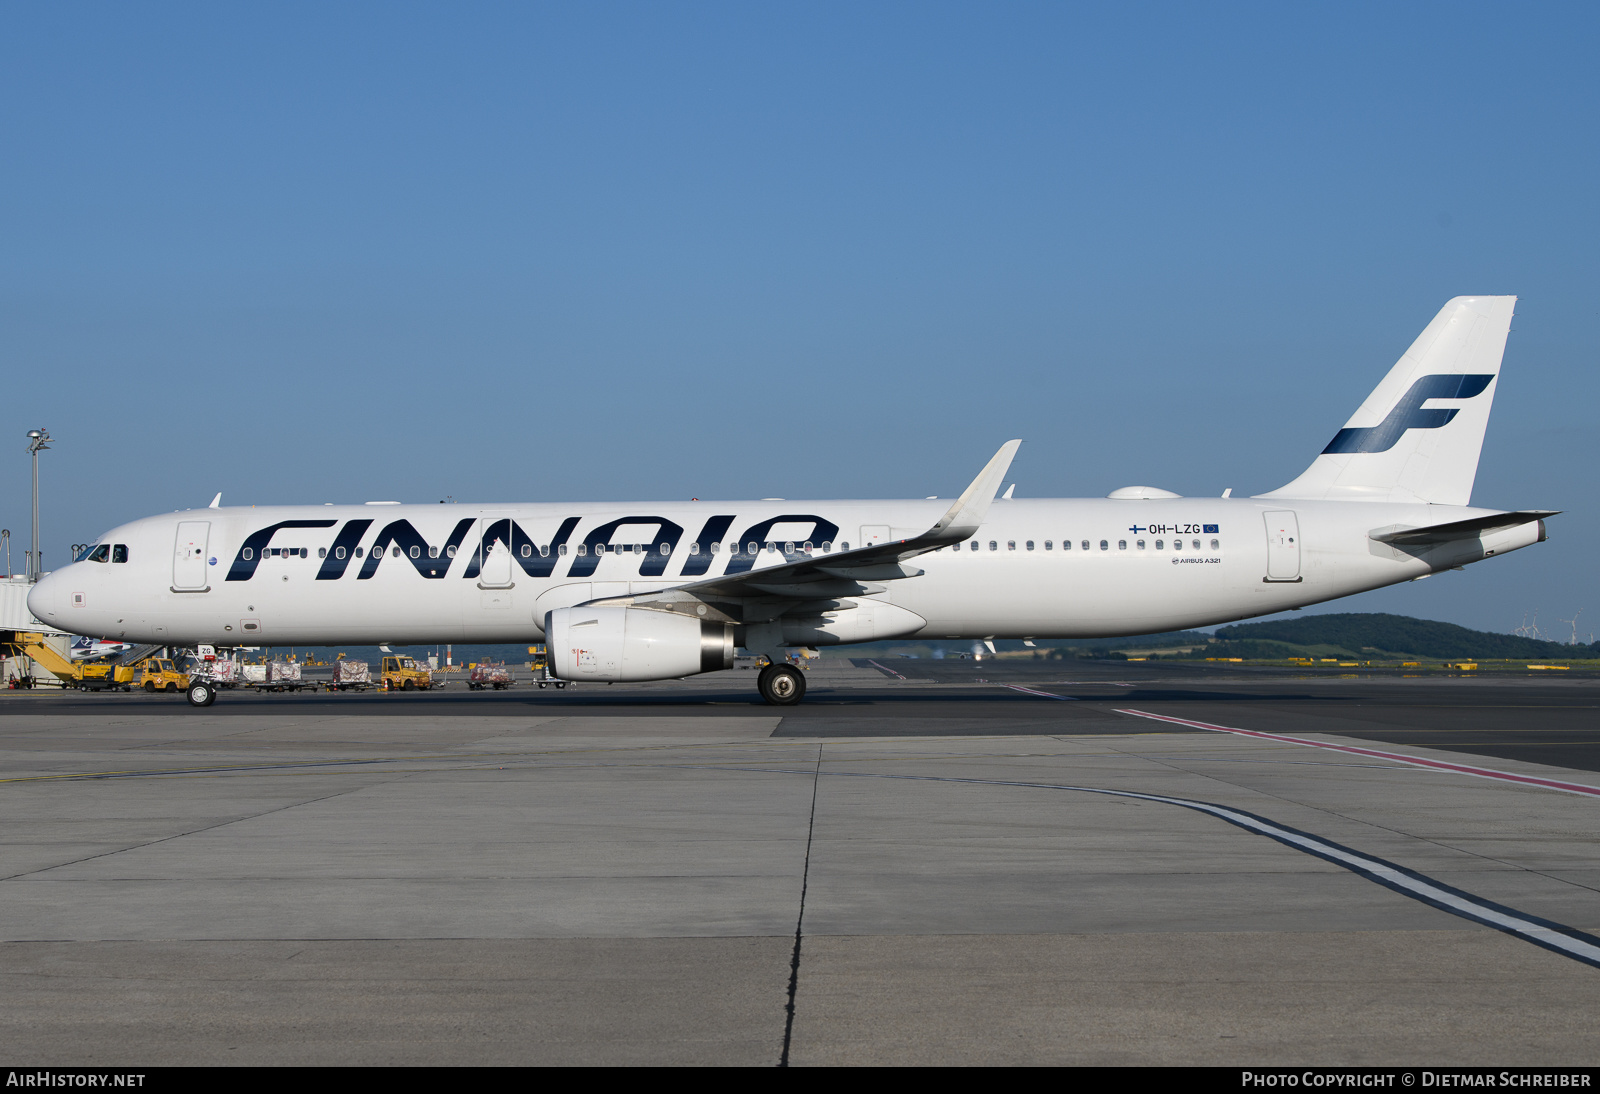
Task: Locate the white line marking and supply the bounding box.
[867,660,907,680]
[1003,684,1078,700]
[1115,708,1600,800]
[671,760,1600,971]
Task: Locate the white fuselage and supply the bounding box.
[28,496,1542,647]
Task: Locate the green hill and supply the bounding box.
[1212,613,1598,660]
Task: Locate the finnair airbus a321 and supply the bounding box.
[29,296,1555,707]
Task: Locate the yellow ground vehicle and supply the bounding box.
[381,655,434,690]
[1,632,137,690]
[139,658,190,693]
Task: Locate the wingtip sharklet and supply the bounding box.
[930,439,1021,541]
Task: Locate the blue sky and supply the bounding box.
[3,2,1595,637]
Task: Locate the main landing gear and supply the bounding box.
[757,663,806,706]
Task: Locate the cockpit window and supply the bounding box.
[86,544,110,563]
[111,544,129,564]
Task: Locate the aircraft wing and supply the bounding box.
[582,440,1021,622]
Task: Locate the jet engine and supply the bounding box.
[545,606,735,682]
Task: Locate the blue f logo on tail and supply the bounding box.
[1322,373,1494,454]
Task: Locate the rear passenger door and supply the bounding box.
[1263,511,1301,582]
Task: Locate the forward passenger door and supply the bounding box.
[172,522,210,591]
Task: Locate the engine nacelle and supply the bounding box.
[545,606,734,682]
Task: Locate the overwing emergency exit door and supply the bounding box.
[476,517,515,589]
[1263,511,1302,582]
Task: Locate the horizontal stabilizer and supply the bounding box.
[1370,510,1558,546]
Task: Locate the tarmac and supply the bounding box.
[2,659,1598,1065]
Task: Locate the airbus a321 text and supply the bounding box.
[29,296,1556,707]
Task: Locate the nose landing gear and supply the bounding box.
[186,681,216,708]
[757,663,806,706]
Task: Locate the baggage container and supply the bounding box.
[332,660,372,690]
[469,661,513,690]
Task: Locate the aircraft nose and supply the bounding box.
[25,570,69,626]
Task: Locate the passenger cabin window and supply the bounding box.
[541,544,550,557]
[447,545,458,557]
[354,547,363,558]
[1173,539,1182,551]
[1044,540,1052,550]
[840,542,850,551]
[1118,540,1127,550]
[1099,540,1109,551]
[1007,540,1016,551]
[392,546,401,557]
[242,547,254,561]
[820,541,831,552]
[411,545,422,558]
[429,546,439,558]
[1081,540,1090,551]
[710,542,720,553]
[660,543,670,555]
[989,541,998,551]
[112,545,129,563]
[559,544,568,556]
[1026,540,1034,551]
[335,546,346,560]
[970,541,979,551]
[1210,539,1220,550]
[575,544,588,556]
[1193,539,1202,551]
[1156,540,1164,550]
[1137,540,1145,550]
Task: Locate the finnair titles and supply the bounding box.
[30,297,1556,707]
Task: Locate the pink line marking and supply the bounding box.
[1114,708,1600,799]
[868,659,907,680]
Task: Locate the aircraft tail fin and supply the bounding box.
[1259,296,1516,506]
